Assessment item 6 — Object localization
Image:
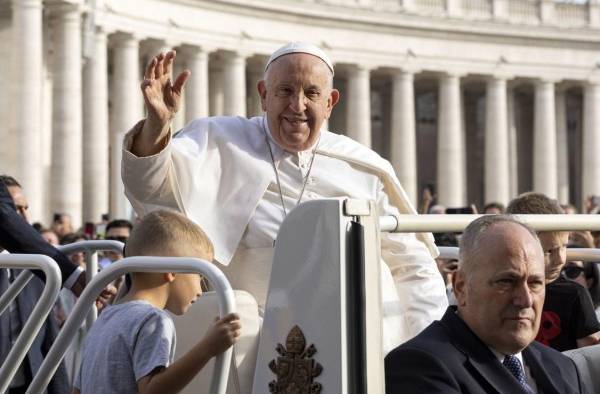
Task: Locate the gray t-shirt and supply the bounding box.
[74,300,176,393]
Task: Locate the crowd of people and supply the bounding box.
[1,41,599,393]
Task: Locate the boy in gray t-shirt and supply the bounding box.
[73,211,241,394]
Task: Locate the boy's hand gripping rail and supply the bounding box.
[0,255,61,394]
[27,256,236,394]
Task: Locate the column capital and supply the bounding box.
[440,71,466,80]
[391,66,421,76]
[109,31,141,47]
[487,72,513,81]
[179,44,215,57]
[535,77,560,87]
[46,0,82,14]
[220,49,251,61]
[12,0,42,9]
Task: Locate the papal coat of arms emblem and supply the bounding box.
[268,325,322,393]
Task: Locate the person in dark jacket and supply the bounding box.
[385,215,585,393]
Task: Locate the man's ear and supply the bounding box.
[452,270,467,306]
[164,273,175,283]
[326,89,340,118]
[257,80,267,111]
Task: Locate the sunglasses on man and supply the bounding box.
[562,265,585,280]
[105,236,128,244]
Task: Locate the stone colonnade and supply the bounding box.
[10,0,600,225]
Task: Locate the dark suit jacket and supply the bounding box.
[0,178,77,284]
[0,271,69,393]
[0,179,73,392]
[385,306,586,393]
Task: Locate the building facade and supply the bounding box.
[1,0,599,226]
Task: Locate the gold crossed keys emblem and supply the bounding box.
[269,325,322,393]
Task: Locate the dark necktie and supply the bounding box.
[503,355,533,394]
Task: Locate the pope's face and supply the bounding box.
[258,53,339,152]
[454,223,546,355]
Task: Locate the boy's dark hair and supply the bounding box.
[106,219,133,233]
[506,192,564,215]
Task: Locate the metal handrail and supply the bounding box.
[0,270,34,316]
[0,255,61,394]
[380,214,600,232]
[58,240,124,329]
[438,247,600,262]
[27,256,235,394]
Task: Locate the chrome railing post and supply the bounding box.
[0,255,61,393]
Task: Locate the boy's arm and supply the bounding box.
[137,313,241,394]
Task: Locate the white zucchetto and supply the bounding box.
[265,42,334,76]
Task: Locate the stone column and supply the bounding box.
[445,0,462,17]
[492,0,509,20]
[209,64,225,116]
[533,79,558,198]
[583,82,600,202]
[247,58,267,118]
[110,32,141,219]
[222,51,246,116]
[82,27,109,223]
[183,45,209,122]
[50,2,83,227]
[589,0,600,28]
[507,87,519,198]
[555,88,569,204]
[484,76,510,205]
[13,0,43,221]
[539,0,555,24]
[172,55,187,132]
[437,73,465,207]
[390,70,417,206]
[346,64,372,147]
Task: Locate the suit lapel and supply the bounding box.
[523,344,561,394]
[441,307,529,394]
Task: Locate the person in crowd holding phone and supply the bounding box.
[507,192,600,351]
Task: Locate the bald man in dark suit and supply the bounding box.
[385,215,586,393]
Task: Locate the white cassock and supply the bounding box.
[121,115,448,353]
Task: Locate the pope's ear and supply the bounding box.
[257,80,267,111]
[328,88,340,109]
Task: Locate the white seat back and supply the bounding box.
[173,290,261,394]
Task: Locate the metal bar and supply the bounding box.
[0,255,61,394]
[27,256,235,394]
[57,240,124,328]
[57,240,124,255]
[0,270,34,316]
[437,247,600,262]
[85,251,98,329]
[380,214,600,233]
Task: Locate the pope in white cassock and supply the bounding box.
[121,42,448,353]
